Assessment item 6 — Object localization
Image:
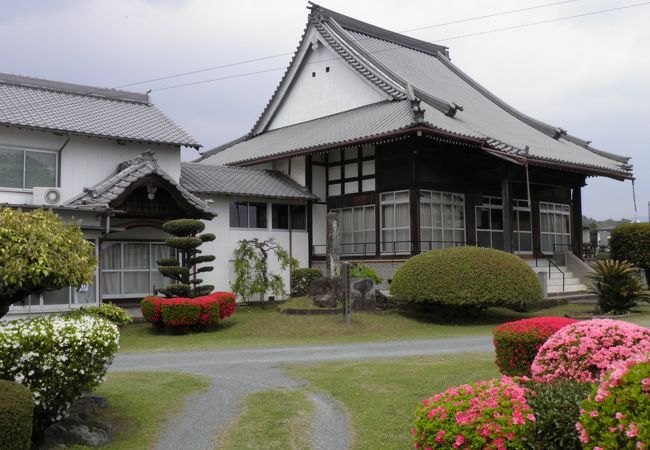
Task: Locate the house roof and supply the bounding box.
[180,163,317,201]
[0,73,200,148]
[199,4,632,180]
[67,151,213,218]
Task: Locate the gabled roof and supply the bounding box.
[67,151,213,218]
[180,163,317,201]
[0,73,200,148]
[199,4,632,180]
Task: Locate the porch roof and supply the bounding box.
[67,151,213,219]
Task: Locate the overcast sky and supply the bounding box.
[2,0,648,220]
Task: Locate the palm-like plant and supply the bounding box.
[589,259,650,315]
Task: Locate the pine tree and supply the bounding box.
[157,219,215,298]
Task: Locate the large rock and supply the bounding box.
[40,393,112,449]
[351,278,376,311]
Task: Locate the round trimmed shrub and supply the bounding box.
[493,317,578,376]
[0,315,120,433]
[577,355,649,449]
[413,376,535,449]
[524,380,594,450]
[390,247,542,311]
[0,380,33,450]
[531,319,650,383]
[291,268,323,297]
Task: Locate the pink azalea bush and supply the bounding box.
[413,376,535,449]
[577,355,649,449]
[531,319,650,383]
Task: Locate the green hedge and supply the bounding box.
[0,380,33,450]
[291,268,323,297]
[390,247,542,311]
[64,302,133,328]
[610,222,650,284]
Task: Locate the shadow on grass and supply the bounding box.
[393,305,527,327]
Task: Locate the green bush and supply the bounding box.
[390,247,542,311]
[596,251,612,261]
[0,315,120,433]
[589,259,649,314]
[350,263,383,284]
[64,302,133,328]
[0,380,33,450]
[524,380,594,450]
[291,268,323,297]
[610,222,650,285]
[577,356,649,449]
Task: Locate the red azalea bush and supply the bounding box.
[140,292,236,333]
[577,355,650,449]
[493,317,578,376]
[531,319,650,383]
[413,376,535,449]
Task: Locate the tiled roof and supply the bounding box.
[180,163,317,200]
[199,4,632,179]
[67,151,212,217]
[0,73,199,148]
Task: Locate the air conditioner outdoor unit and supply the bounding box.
[33,187,63,206]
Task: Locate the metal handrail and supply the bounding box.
[535,253,566,292]
[311,240,468,258]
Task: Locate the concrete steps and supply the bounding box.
[525,260,589,295]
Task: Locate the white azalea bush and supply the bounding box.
[0,315,120,433]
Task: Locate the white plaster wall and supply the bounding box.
[312,203,327,255]
[199,195,310,300]
[0,127,181,205]
[267,44,387,130]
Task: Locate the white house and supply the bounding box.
[0,73,314,316]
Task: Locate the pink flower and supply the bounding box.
[526,414,536,422]
[435,429,446,443]
[627,423,639,438]
[589,410,599,417]
[616,412,625,420]
[453,434,465,448]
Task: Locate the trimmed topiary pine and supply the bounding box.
[390,247,542,313]
[157,218,216,298]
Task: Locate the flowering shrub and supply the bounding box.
[493,317,578,376]
[531,319,650,383]
[413,376,535,449]
[577,355,649,449]
[141,292,236,333]
[0,315,120,433]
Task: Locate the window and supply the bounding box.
[271,204,306,230]
[332,205,375,255]
[420,191,465,251]
[326,145,375,197]
[0,147,57,189]
[381,191,410,254]
[229,201,267,228]
[476,196,504,250]
[540,202,571,253]
[101,242,174,298]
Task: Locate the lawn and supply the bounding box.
[70,372,210,450]
[213,353,494,450]
[118,303,650,353]
[216,389,313,450]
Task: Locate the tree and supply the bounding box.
[157,219,215,298]
[231,238,296,301]
[610,222,650,285]
[0,208,96,318]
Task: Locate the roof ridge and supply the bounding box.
[308,3,448,58]
[0,72,150,104]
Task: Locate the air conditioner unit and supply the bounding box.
[33,187,63,206]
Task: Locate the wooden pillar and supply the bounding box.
[571,186,583,258]
[501,176,513,253]
[410,189,421,255]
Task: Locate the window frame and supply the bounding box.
[331,205,376,256]
[419,190,466,251]
[271,203,307,231]
[380,190,411,255]
[326,145,376,198]
[229,201,268,229]
[539,201,571,254]
[0,146,59,191]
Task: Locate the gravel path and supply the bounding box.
[109,336,493,450]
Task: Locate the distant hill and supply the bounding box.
[582,216,632,229]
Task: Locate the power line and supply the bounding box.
[114,0,579,90]
[151,1,650,93]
